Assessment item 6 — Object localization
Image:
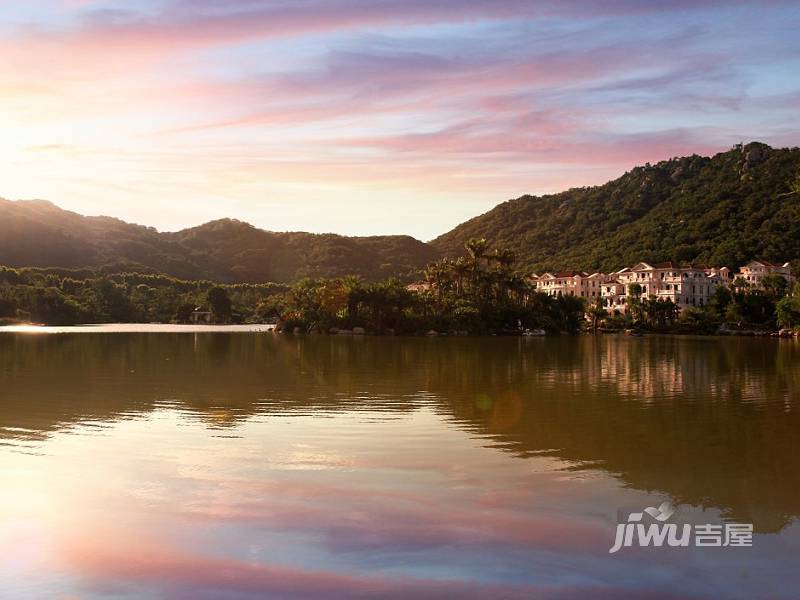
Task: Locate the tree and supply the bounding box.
[761,273,788,300]
[725,301,744,326]
[677,307,719,334]
[776,283,800,329]
[643,297,679,329]
[174,302,195,323]
[709,285,732,317]
[22,286,83,325]
[552,294,586,334]
[779,169,800,197]
[84,278,133,322]
[0,285,16,318]
[731,277,750,292]
[206,286,232,323]
[464,238,488,285]
[776,297,800,329]
[341,275,365,325]
[451,257,470,295]
[627,283,643,324]
[588,295,607,333]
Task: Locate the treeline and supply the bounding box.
[0,239,587,333]
[262,238,585,335]
[675,277,800,333]
[2,239,798,334]
[0,266,287,325]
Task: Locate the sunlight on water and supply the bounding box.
[0,333,798,599]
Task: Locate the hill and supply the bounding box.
[0,200,438,283]
[431,142,800,273]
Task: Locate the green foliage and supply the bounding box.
[642,297,679,329]
[266,240,586,335]
[776,283,800,329]
[760,273,788,299]
[0,266,287,325]
[0,201,438,284]
[789,170,800,196]
[431,142,800,273]
[206,286,232,323]
[627,283,644,324]
[776,297,800,329]
[676,307,720,334]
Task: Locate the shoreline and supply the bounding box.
[0,323,796,338]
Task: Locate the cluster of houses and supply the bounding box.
[531,260,795,315]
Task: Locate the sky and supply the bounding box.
[0,1,798,240]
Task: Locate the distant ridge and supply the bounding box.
[0,199,438,283]
[1,142,798,282]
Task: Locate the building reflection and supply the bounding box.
[0,333,797,532]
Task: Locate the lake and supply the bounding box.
[1,330,798,599]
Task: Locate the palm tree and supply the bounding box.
[506,273,529,305]
[465,238,488,284]
[627,283,643,324]
[451,257,470,295]
[424,260,453,301]
[341,275,365,325]
[588,295,607,333]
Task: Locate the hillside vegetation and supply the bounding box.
[0,200,437,283]
[431,142,800,273]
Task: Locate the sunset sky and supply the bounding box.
[1,1,798,239]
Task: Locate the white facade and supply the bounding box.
[600,262,726,313]
[534,271,611,299]
[735,261,795,289]
[531,260,794,315]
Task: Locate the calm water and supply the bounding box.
[1,331,798,599]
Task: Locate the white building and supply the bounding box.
[535,271,612,299]
[600,262,726,313]
[530,259,793,316]
[735,260,795,289]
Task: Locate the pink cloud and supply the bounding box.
[20,0,763,55]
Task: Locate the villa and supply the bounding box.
[735,260,796,288]
[530,260,793,316]
[535,271,612,299]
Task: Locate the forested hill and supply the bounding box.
[431,142,800,273]
[0,200,438,283]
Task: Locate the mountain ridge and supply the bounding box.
[0,198,439,283]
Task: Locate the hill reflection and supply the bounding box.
[1,333,797,532]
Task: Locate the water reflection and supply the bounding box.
[0,333,798,598]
